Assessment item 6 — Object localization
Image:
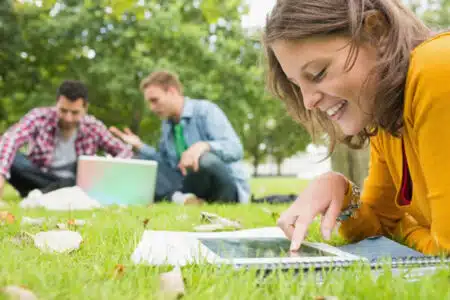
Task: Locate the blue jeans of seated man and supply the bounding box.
[137,152,238,203]
[8,152,76,197]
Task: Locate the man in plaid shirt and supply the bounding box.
[0,80,133,198]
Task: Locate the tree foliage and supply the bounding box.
[0,0,311,174]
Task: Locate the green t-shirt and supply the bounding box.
[173,123,188,158]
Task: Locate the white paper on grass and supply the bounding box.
[131,227,285,266]
[19,186,101,211]
[131,231,215,266]
[2,285,38,300]
[21,217,46,226]
[34,230,83,253]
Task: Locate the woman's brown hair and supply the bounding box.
[264,0,431,151]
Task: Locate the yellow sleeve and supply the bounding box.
[339,137,404,242]
[396,35,450,255]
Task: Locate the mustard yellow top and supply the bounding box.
[339,32,450,255]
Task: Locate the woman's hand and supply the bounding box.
[277,171,349,251]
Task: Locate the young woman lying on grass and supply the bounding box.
[264,0,450,255]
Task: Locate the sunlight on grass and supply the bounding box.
[250,177,309,198]
[1,178,449,299]
[1,204,449,299]
[3,184,20,202]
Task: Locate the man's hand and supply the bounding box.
[109,126,144,150]
[178,142,210,176]
[0,175,6,200]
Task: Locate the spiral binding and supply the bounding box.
[232,258,358,271]
[231,256,450,271]
[371,256,450,269]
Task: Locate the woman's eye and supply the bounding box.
[312,68,327,82]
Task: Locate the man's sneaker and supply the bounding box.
[171,192,204,205]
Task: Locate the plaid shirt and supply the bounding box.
[0,107,133,178]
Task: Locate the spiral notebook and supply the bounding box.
[131,227,450,273]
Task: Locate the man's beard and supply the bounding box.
[58,120,78,130]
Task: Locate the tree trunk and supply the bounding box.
[331,144,370,188]
[275,157,283,176]
[252,153,260,177]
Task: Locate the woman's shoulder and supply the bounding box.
[410,31,450,71]
[404,32,450,127]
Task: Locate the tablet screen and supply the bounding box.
[200,238,335,258]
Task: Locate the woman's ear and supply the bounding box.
[363,10,389,53]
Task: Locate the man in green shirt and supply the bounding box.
[111,71,250,204]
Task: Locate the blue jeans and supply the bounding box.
[9,153,76,197]
[137,152,238,203]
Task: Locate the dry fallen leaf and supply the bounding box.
[159,267,185,299]
[183,197,204,206]
[113,264,125,278]
[143,219,150,228]
[70,219,86,226]
[0,211,15,224]
[1,285,38,300]
[57,219,86,229]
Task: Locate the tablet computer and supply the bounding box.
[131,227,366,269]
[196,235,364,270]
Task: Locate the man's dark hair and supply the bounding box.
[57,80,88,104]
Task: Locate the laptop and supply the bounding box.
[76,155,158,206]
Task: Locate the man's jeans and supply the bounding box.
[139,152,238,203]
[9,153,76,197]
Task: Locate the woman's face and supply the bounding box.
[271,36,379,135]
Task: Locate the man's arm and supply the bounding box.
[109,126,165,161]
[138,140,165,161]
[96,122,133,158]
[203,103,243,163]
[0,109,41,179]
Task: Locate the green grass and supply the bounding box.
[1,178,449,299]
[3,184,20,202]
[250,176,309,198]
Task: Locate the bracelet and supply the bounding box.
[336,181,361,222]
